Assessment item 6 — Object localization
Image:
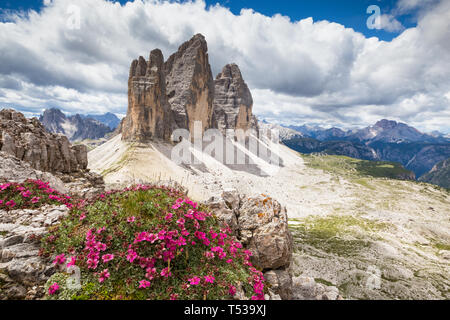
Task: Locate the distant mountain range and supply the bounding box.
[39,108,120,141]
[281,119,450,179]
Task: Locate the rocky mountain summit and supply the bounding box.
[212,64,254,134]
[121,34,256,143]
[39,108,113,142]
[122,49,173,141]
[83,112,120,130]
[165,34,215,135]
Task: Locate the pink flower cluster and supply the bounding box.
[84,228,108,270]
[48,282,60,295]
[0,180,73,211]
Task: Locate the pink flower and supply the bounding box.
[31,196,40,204]
[0,183,11,191]
[165,213,173,221]
[95,242,107,251]
[79,213,86,221]
[145,267,156,280]
[53,254,66,265]
[21,190,31,198]
[5,200,16,208]
[126,249,138,263]
[139,280,151,289]
[48,283,59,295]
[98,269,110,283]
[127,216,136,223]
[102,254,114,263]
[177,236,187,246]
[204,275,215,284]
[226,259,233,264]
[229,285,236,296]
[87,258,99,270]
[67,256,77,267]
[188,277,201,285]
[161,267,172,278]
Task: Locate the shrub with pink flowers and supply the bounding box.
[41,185,265,300]
[0,180,72,211]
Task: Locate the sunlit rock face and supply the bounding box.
[122,49,173,142]
[164,34,215,135]
[212,63,254,134]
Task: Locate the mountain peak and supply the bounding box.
[374,119,400,130]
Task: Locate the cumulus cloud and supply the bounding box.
[0,0,449,133]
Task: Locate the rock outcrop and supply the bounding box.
[0,109,88,174]
[165,34,215,135]
[122,50,173,142]
[212,64,254,134]
[121,34,259,142]
[0,205,69,299]
[206,190,294,299]
[0,151,67,194]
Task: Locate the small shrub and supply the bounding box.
[41,185,265,300]
[0,180,72,211]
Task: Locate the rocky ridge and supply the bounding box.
[1,109,87,174]
[39,108,113,142]
[0,109,105,197]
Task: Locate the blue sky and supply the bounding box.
[1,0,416,40]
[0,0,448,133]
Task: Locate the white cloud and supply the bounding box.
[0,0,449,133]
[378,14,405,32]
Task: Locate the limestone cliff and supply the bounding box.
[212,64,254,133]
[164,34,215,135]
[122,49,173,142]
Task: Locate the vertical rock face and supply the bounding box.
[164,34,215,135]
[122,49,173,142]
[212,64,254,133]
[0,109,87,173]
[120,34,258,142]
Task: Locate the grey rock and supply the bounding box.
[212,64,253,134]
[165,34,215,134]
[122,49,173,142]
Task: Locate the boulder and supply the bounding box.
[292,276,343,300]
[238,195,293,270]
[264,269,293,300]
[207,191,293,271]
